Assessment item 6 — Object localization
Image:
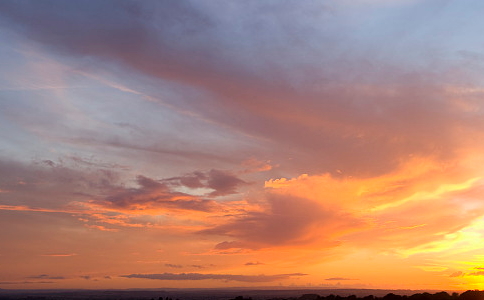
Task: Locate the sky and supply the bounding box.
[1,0,484,291]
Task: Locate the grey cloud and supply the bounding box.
[27,274,65,280]
[325,277,358,281]
[166,169,247,197]
[200,193,363,249]
[177,171,206,189]
[165,264,183,269]
[2,1,483,177]
[0,281,54,284]
[190,265,205,269]
[0,157,218,229]
[99,175,217,212]
[206,169,246,196]
[121,272,307,282]
[0,158,119,209]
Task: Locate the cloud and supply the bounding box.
[449,271,463,277]
[84,224,119,232]
[245,261,264,266]
[165,264,183,269]
[27,274,65,280]
[3,0,483,180]
[0,157,125,223]
[190,265,205,269]
[200,193,364,249]
[121,272,307,282]
[0,157,237,232]
[0,281,54,285]
[2,0,484,289]
[40,253,77,257]
[467,271,484,276]
[93,175,218,213]
[325,277,358,281]
[166,169,247,196]
[204,169,247,196]
[241,158,273,174]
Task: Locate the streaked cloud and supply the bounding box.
[40,254,78,257]
[27,274,65,280]
[121,272,307,282]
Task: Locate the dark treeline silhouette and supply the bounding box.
[2,290,484,300]
[227,291,484,300]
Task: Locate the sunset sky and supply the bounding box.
[2,0,484,291]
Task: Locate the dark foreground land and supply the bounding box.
[1,289,483,300]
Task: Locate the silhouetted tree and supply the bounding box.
[460,290,484,300]
[300,294,320,300]
[384,293,403,300]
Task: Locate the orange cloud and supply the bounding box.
[40,253,78,257]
